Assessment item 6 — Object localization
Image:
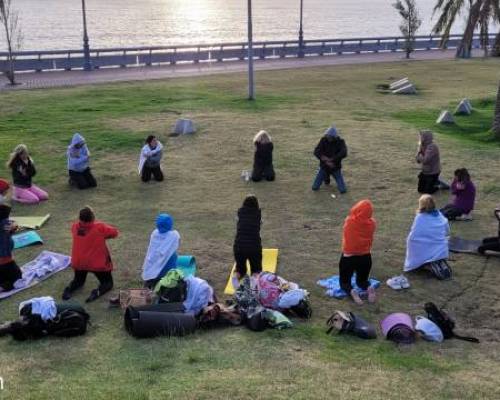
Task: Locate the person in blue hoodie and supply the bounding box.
[0,205,22,292]
[67,133,97,190]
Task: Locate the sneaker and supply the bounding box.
[62,287,73,301]
[386,277,402,290]
[367,286,376,303]
[85,289,100,303]
[350,289,364,305]
[456,213,473,221]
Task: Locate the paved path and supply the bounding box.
[0,49,470,91]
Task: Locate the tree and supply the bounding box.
[393,0,422,59]
[491,29,500,56]
[432,0,500,59]
[0,0,23,85]
[493,81,500,139]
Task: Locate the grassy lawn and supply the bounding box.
[1,58,500,400]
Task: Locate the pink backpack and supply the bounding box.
[257,273,283,309]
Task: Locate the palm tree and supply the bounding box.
[433,0,500,58]
[493,81,500,139]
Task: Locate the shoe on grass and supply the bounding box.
[62,287,73,301]
[85,289,100,303]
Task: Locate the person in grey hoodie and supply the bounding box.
[416,130,440,194]
[67,133,97,190]
[138,135,164,182]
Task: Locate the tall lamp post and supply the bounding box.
[298,0,304,58]
[81,0,92,71]
[247,0,255,100]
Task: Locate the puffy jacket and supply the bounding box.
[11,158,36,188]
[71,220,119,272]
[314,136,347,172]
[342,200,376,255]
[234,207,262,251]
[253,142,273,170]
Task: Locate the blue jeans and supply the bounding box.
[312,168,347,193]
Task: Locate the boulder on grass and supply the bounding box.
[392,84,417,95]
[389,77,409,90]
[436,110,455,124]
[461,98,473,112]
[454,100,472,116]
[173,119,196,135]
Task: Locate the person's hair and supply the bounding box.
[0,204,12,220]
[456,168,470,183]
[6,144,29,169]
[253,130,272,145]
[242,195,259,209]
[79,206,95,223]
[417,195,436,213]
[145,135,156,145]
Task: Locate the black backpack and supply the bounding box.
[424,302,479,343]
[47,309,90,337]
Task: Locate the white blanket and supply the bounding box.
[404,212,450,272]
[141,229,180,281]
[19,296,57,321]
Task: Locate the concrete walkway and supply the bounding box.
[0,49,469,91]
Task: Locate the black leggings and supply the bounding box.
[141,166,164,182]
[478,237,500,254]
[69,168,97,190]
[234,248,262,278]
[418,173,439,194]
[0,261,22,291]
[339,254,372,293]
[440,204,464,220]
[67,270,114,294]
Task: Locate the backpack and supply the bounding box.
[47,309,90,337]
[157,279,187,303]
[424,302,479,343]
[428,259,452,280]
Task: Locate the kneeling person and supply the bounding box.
[67,133,97,190]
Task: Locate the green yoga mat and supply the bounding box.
[12,214,51,230]
[176,255,196,277]
[13,230,43,249]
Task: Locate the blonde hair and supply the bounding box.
[418,194,436,213]
[6,144,29,169]
[253,130,272,145]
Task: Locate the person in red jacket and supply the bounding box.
[62,206,119,302]
[339,199,377,305]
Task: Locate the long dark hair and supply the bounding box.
[145,135,156,145]
[242,195,259,210]
[455,168,470,183]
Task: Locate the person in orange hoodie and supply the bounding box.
[62,206,119,303]
[339,200,376,305]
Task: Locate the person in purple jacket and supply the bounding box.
[440,168,476,221]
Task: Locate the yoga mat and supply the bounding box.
[224,248,279,295]
[176,255,196,277]
[448,237,500,257]
[12,214,51,230]
[13,230,43,249]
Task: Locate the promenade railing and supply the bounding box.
[0,34,494,73]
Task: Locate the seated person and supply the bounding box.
[404,195,450,272]
[478,209,500,255]
[251,130,275,182]
[0,179,10,204]
[441,168,475,221]
[67,133,97,190]
[142,214,180,289]
[0,204,22,292]
[138,135,164,182]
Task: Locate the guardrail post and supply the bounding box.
[36,53,42,72]
[171,48,177,65]
[240,44,245,61]
[392,38,398,52]
[320,41,325,56]
[338,40,343,55]
[65,51,72,71]
[375,39,380,53]
[217,45,223,62]
[195,46,200,63]
[120,50,126,68]
[260,43,265,59]
[146,49,152,66]
[357,40,362,54]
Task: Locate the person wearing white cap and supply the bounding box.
[312,126,347,193]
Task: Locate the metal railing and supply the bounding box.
[0,34,494,73]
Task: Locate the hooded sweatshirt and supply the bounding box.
[70,220,119,272]
[67,133,90,172]
[416,131,440,175]
[314,132,347,173]
[342,200,376,255]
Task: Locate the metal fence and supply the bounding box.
[0,34,494,73]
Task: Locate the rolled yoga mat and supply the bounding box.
[176,255,196,277]
[124,305,196,338]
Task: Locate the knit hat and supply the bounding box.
[0,179,9,193]
[156,214,173,233]
[324,126,338,138]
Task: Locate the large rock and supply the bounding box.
[392,84,417,95]
[461,98,473,112]
[455,100,472,115]
[173,119,196,135]
[389,77,409,90]
[436,110,455,124]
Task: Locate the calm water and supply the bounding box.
[8,0,472,51]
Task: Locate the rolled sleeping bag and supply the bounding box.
[350,313,377,339]
[124,305,196,338]
[177,255,197,277]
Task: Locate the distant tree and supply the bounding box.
[0,0,23,85]
[493,81,500,139]
[492,29,500,56]
[393,0,422,59]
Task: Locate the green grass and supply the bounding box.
[1,58,500,399]
[393,96,498,145]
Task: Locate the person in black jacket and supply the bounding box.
[6,144,49,204]
[251,130,275,182]
[233,195,262,287]
[312,126,347,193]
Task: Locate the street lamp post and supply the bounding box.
[298,0,304,58]
[247,0,255,100]
[81,0,92,71]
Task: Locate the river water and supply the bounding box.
[6,0,474,50]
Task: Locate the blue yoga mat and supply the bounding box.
[317,274,380,299]
[13,230,43,249]
[176,255,196,277]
